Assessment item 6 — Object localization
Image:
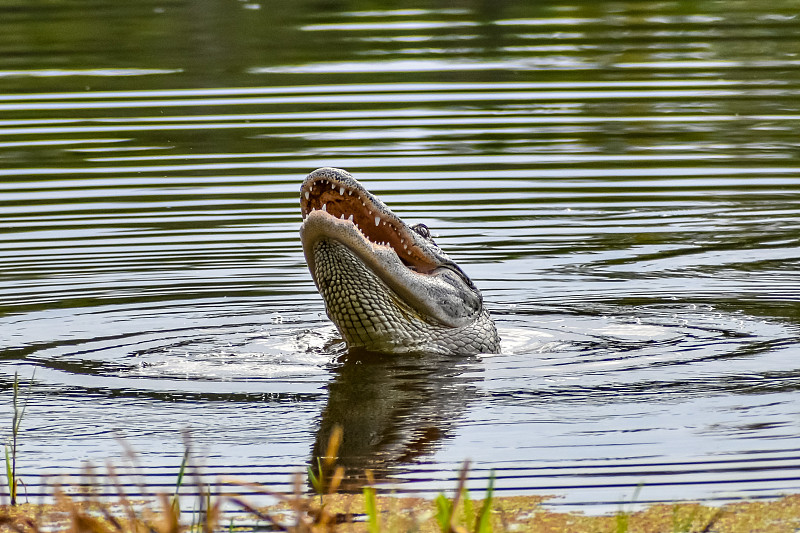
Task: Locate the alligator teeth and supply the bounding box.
[374,216,380,227]
[304,191,310,200]
[348,214,354,221]
[339,186,345,195]
[403,244,408,249]
[331,182,336,190]
[340,214,345,219]
[322,203,327,212]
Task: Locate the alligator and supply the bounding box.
[299,167,499,355]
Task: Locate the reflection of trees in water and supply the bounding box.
[310,350,481,491]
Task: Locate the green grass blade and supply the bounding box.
[307,465,319,491]
[435,493,453,532]
[615,511,629,533]
[11,372,18,432]
[13,370,35,435]
[462,486,474,529]
[171,446,190,514]
[4,444,15,505]
[363,486,380,533]
[475,470,495,533]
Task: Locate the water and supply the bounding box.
[2,0,800,513]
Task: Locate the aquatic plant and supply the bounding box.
[4,370,34,506]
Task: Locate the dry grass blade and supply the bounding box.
[94,502,125,533]
[103,462,137,531]
[322,427,342,472]
[0,511,40,533]
[4,435,800,533]
[221,478,292,501]
[155,493,181,533]
[290,472,316,532]
[699,508,725,533]
[227,496,289,531]
[446,460,471,533]
[113,438,153,508]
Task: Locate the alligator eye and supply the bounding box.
[411,223,431,239]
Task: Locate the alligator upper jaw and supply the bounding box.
[300,168,442,273]
[299,168,479,328]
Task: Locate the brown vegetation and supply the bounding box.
[1,471,800,533]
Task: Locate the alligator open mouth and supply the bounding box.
[298,168,498,354]
[300,169,439,274]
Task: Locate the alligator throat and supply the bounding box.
[299,167,500,355]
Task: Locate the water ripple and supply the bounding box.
[1,0,800,511]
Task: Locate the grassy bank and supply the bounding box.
[3,401,799,532]
[1,471,800,532]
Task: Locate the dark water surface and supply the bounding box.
[2,0,800,512]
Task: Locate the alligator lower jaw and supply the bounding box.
[300,208,408,280]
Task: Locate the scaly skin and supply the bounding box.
[300,167,499,355]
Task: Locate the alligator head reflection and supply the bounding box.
[309,350,481,490]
